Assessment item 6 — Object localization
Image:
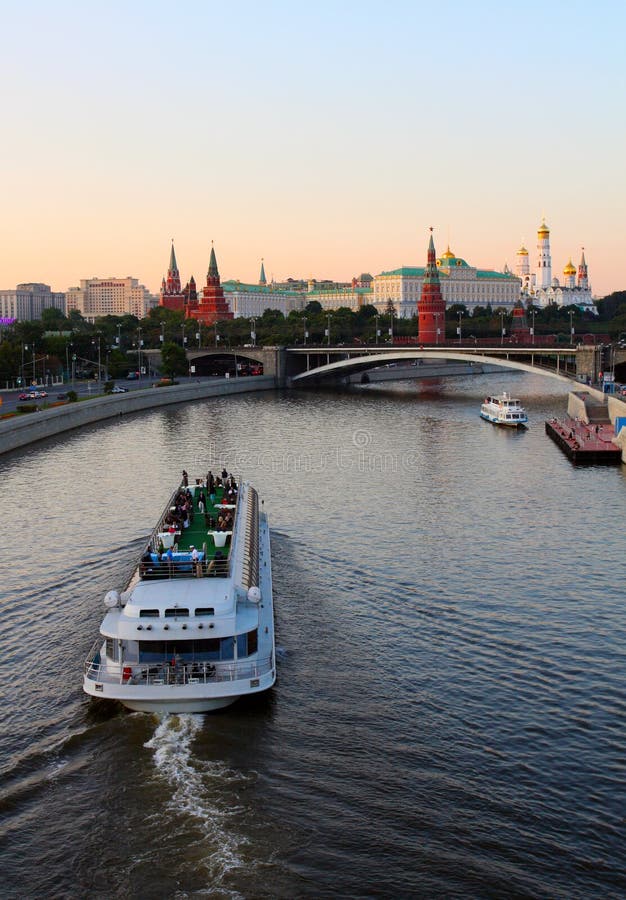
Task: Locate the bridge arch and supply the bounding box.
[290,350,576,385]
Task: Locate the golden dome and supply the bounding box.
[517,245,528,255]
[538,220,550,237]
[563,259,576,275]
[441,245,455,259]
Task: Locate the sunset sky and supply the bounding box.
[1,0,625,298]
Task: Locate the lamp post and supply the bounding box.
[375,313,379,345]
[137,327,142,383]
[116,323,122,349]
[196,326,201,349]
[181,323,186,348]
[457,311,463,346]
[215,326,220,348]
[530,309,536,346]
[326,313,331,347]
[92,334,101,382]
[32,343,36,385]
[160,321,165,345]
[388,313,394,344]
[250,317,257,348]
[500,311,505,346]
[434,313,440,345]
[569,310,574,346]
[303,315,308,347]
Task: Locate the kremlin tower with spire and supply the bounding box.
[186,244,233,326]
[418,230,446,343]
[159,242,185,312]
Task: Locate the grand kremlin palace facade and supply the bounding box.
[307,249,521,318]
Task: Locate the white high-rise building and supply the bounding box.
[66,277,158,320]
[0,283,65,321]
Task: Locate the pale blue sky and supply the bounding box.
[1,0,624,295]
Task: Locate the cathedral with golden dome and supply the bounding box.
[515,219,596,313]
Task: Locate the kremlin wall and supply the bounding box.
[0,220,597,325]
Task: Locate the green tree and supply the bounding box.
[160,341,188,377]
[41,307,67,331]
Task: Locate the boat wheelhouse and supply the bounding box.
[480,392,528,427]
[83,475,275,713]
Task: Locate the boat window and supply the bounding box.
[165,608,189,617]
[220,637,234,661]
[195,607,215,617]
[138,639,216,662]
[105,637,117,660]
[140,609,160,618]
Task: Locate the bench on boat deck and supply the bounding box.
[149,551,204,571]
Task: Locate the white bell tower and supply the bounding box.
[536,219,552,289]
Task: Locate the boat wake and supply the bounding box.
[144,714,254,890]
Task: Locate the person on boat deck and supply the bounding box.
[190,545,202,577]
[216,515,226,531]
[221,467,228,480]
[207,550,224,576]
[182,470,189,487]
[198,495,205,515]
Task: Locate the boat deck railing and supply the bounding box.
[138,556,230,580]
[85,647,273,686]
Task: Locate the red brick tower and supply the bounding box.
[187,244,233,325]
[182,275,197,306]
[418,230,446,344]
[159,241,186,312]
[510,301,530,342]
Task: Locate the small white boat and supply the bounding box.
[83,474,276,713]
[480,392,528,427]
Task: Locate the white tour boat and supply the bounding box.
[83,474,276,713]
[480,392,528,427]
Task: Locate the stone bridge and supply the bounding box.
[142,344,626,387]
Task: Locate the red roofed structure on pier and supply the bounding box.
[186,245,233,325]
[159,242,185,312]
[418,230,446,344]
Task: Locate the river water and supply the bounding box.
[1,373,625,899]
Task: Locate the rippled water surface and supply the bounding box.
[1,374,625,899]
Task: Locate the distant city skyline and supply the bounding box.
[1,1,624,298]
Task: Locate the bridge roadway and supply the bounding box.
[286,345,582,384]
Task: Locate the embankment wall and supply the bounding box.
[0,376,276,456]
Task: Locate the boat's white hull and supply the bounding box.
[123,695,239,713]
[480,411,527,427]
[83,666,276,713]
